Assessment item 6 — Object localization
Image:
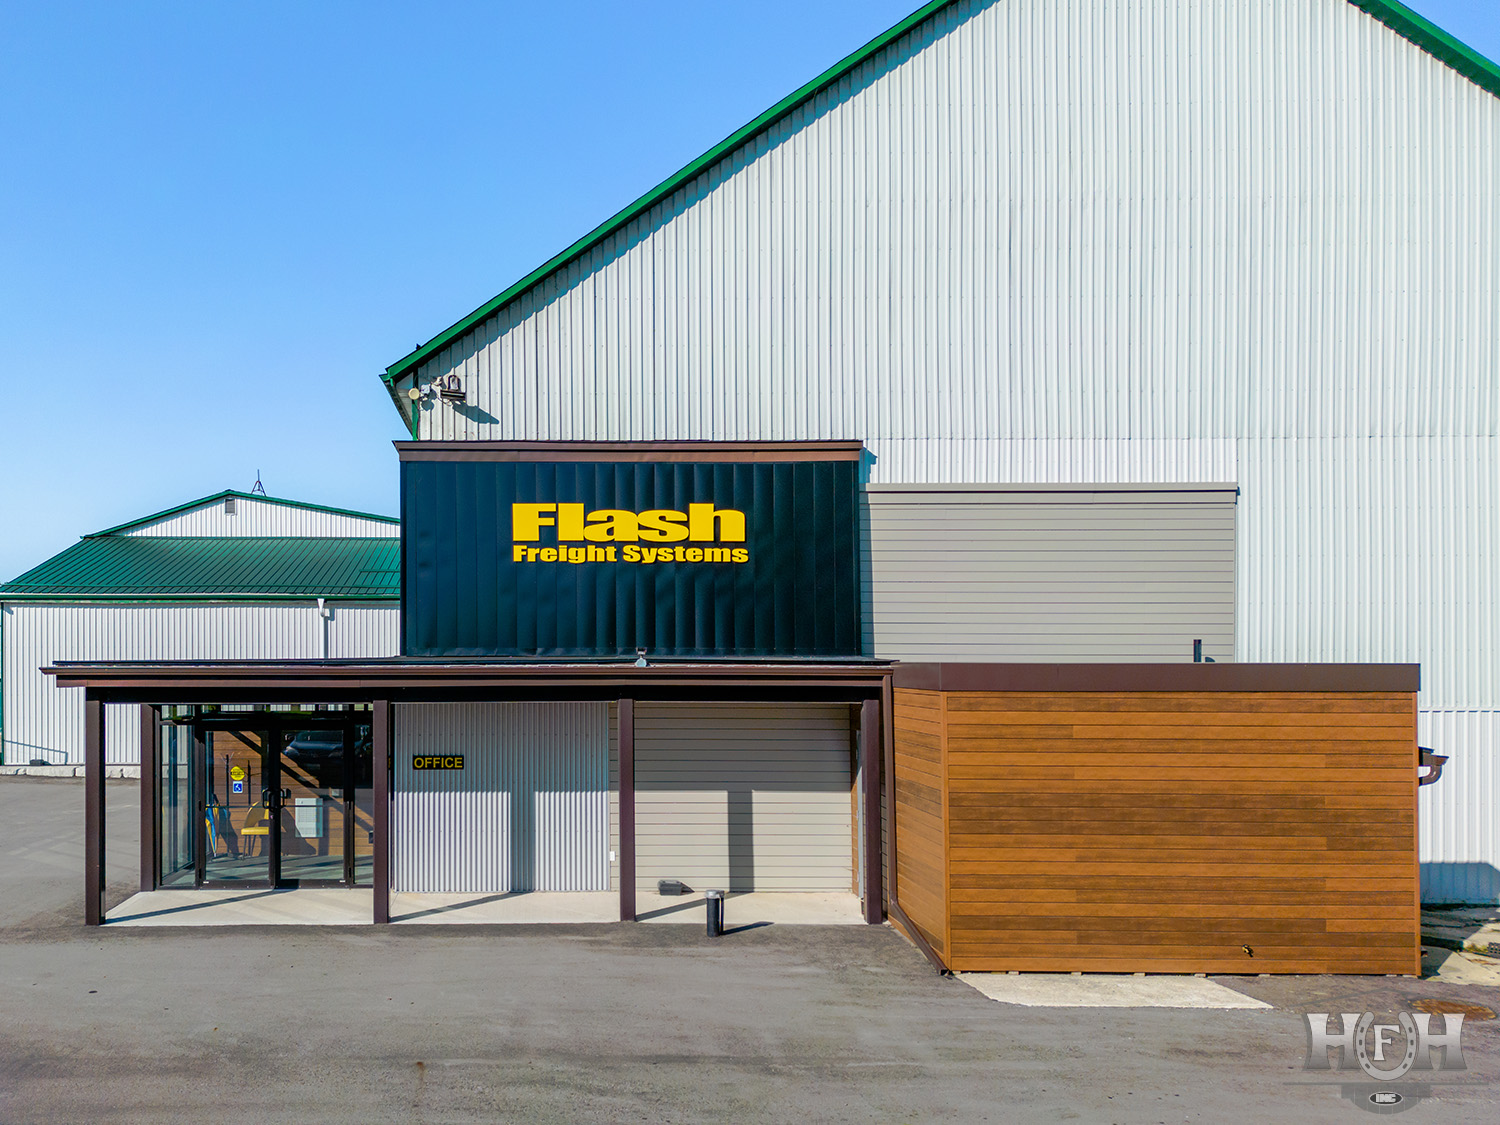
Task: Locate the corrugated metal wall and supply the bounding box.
[1420,711,1500,904]
[123,497,396,538]
[0,602,398,764]
[399,0,1500,898]
[636,703,852,893]
[393,703,609,893]
[864,485,1235,660]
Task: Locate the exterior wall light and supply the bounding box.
[436,373,466,402]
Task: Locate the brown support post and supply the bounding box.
[618,697,635,922]
[859,696,883,924]
[139,705,159,892]
[84,697,105,926]
[372,700,392,924]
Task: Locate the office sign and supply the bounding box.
[412,755,465,770]
[400,450,862,658]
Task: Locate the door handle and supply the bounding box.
[281,788,291,801]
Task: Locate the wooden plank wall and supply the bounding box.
[892,689,948,957]
[892,689,1420,974]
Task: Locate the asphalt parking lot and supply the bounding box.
[1,777,1497,1123]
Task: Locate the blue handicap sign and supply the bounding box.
[231,779,244,794]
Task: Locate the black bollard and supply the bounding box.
[705,890,725,937]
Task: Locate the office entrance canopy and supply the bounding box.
[49,658,895,933]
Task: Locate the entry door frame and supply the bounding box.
[186,714,363,890]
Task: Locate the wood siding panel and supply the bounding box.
[892,689,948,955]
[894,688,1420,974]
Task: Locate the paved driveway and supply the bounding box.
[0,777,1497,1123]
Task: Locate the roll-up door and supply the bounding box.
[394,702,609,893]
[636,703,853,893]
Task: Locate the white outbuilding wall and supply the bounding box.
[120,496,396,538]
[2,602,399,765]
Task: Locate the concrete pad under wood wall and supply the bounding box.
[107,889,372,926]
[958,973,1273,1009]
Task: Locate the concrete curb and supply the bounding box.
[0,765,140,779]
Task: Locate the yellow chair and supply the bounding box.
[237,800,271,857]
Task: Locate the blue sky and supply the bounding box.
[1,0,1496,581]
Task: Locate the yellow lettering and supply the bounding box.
[586,545,609,562]
[688,503,745,542]
[540,547,558,562]
[525,547,540,562]
[639,547,658,564]
[622,545,641,562]
[557,503,586,541]
[606,546,617,561]
[731,548,749,563]
[685,547,703,562]
[512,544,527,562]
[704,547,730,562]
[584,510,639,542]
[511,503,556,541]
[672,546,686,562]
[637,509,690,542]
[567,547,587,563]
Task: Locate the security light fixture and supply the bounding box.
[436,372,466,402]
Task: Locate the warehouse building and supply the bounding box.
[1,490,399,770]
[47,0,1498,970]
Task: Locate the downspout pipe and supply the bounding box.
[881,674,949,975]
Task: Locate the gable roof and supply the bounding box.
[0,537,400,601]
[379,0,1500,429]
[91,490,398,537]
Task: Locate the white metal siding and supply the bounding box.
[864,486,1235,660]
[399,0,1499,896]
[636,703,852,893]
[0,602,398,765]
[1420,711,1500,904]
[393,703,609,893]
[122,497,396,538]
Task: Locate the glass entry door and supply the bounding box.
[179,716,373,888]
[278,729,348,883]
[202,728,275,884]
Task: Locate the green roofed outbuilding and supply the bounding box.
[0,490,399,772]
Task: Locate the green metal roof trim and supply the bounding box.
[380,0,1500,427]
[91,490,399,537]
[0,537,400,600]
[380,0,964,392]
[1352,1,1500,97]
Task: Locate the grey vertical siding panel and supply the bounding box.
[122,497,396,537]
[608,702,619,892]
[635,703,852,893]
[324,604,401,661]
[393,702,609,893]
[0,602,397,764]
[864,487,1237,661]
